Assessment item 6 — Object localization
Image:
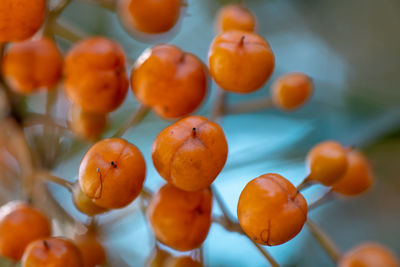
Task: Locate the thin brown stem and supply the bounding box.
[308,190,335,211]
[37,171,74,192]
[297,176,314,191]
[112,105,150,138]
[211,185,235,224]
[225,97,274,115]
[51,0,73,17]
[79,0,115,11]
[306,218,342,263]
[253,243,281,267]
[210,88,227,123]
[52,19,88,43]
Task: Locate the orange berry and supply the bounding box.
[146,246,170,267]
[0,202,51,261]
[22,237,83,267]
[69,105,107,141]
[215,4,256,33]
[74,232,106,267]
[306,141,348,186]
[152,116,228,191]
[208,30,275,93]
[118,0,182,34]
[147,184,212,251]
[165,256,203,267]
[72,183,108,216]
[339,242,400,267]
[271,72,313,111]
[64,37,128,113]
[131,44,207,119]
[79,138,146,209]
[2,37,63,94]
[332,150,374,196]
[237,173,308,246]
[0,0,45,42]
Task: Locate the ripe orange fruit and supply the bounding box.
[208,30,275,93]
[131,44,207,119]
[22,237,83,267]
[0,202,51,261]
[79,138,146,209]
[74,232,106,267]
[152,116,228,191]
[118,0,182,34]
[2,37,63,94]
[332,150,374,196]
[69,105,107,141]
[215,4,256,33]
[64,37,128,113]
[147,184,212,251]
[271,72,314,111]
[72,183,108,216]
[306,141,348,186]
[237,173,308,246]
[0,0,45,42]
[339,242,400,267]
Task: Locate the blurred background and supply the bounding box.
[1,0,400,266]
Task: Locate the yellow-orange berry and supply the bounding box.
[339,242,400,267]
[215,4,256,33]
[237,173,308,246]
[0,202,51,261]
[2,38,63,94]
[72,183,108,216]
[131,44,207,119]
[79,138,146,209]
[147,184,212,251]
[0,0,45,42]
[152,116,228,191]
[74,232,106,267]
[22,237,83,267]
[64,37,128,113]
[118,0,182,34]
[69,105,107,141]
[271,72,314,111]
[208,30,275,93]
[332,150,374,196]
[306,141,348,186]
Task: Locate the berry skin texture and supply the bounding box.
[147,184,212,251]
[306,141,348,186]
[208,30,275,93]
[118,0,181,34]
[0,0,45,42]
[271,72,314,111]
[72,183,108,216]
[69,105,107,141]
[339,242,400,267]
[74,232,106,267]
[64,37,128,113]
[0,202,51,261]
[237,173,308,246]
[215,4,256,33]
[2,38,63,94]
[152,116,228,191]
[22,237,84,267]
[131,44,207,119]
[79,138,146,209]
[332,150,374,196]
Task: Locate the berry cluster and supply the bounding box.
[0,0,398,267]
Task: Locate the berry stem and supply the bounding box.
[210,88,227,123]
[238,36,245,46]
[37,171,74,192]
[306,218,342,263]
[225,97,274,115]
[80,0,116,11]
[308,190,335,211]
[52,19,88,43]
[112,105,150,138]
[297,176,314,191]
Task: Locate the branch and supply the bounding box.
[112,105,150,138]
[225,97,274,115]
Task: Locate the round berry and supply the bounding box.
[237,173,308,246]
[2,38,63,94]
[332,150,374,196]
[118,0,182,34]
[0,0,45,42]
[72,183,108,216]
[69,105,107,141]
[271,72,314,111]
[0,202,51,261]
[131,44,207,119]
[22,237,83,267]
[64,37,128,113]
[306,141,348,186]
[152,116,228,191]
[339,242,399,267]
[147,184,212,251]
[215,4,256,33]
[79,138,146,209]
[74,232,106,267]
[208,30,275,93]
